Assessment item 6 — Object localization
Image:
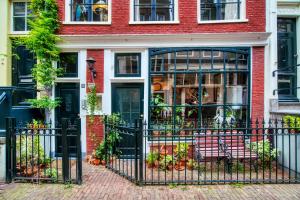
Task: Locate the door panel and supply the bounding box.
[55,83,80,155]
[277,18,297,100]
[112,84,144,157]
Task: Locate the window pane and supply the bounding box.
[201,0,240,21]
[151,74,174,107]
[226,72,248,105]
[202,73,224,104]
[151,53,175,72]
[71,0,108,22]
[13,17,26,31]
[58,53,78,77]
[135,0,174,21]
[115,54,140,76]
[13,2,26,16]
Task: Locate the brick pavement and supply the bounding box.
[1,162,300,200]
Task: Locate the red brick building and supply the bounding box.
[5,0,270,156]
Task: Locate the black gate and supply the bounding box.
[5,117,82,184]
[105,118,300,185]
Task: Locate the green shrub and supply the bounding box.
[283,115,300,130]
[146,151,160,165]
[159,155,174,170]
[45,168,57,180]
[249,139,279,168]
[95,142,106,160]
[174,143,189,161]
[232,161,245,173]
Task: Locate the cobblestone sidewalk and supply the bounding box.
[1,162,300,200]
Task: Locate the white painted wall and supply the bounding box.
[0,137,5,182]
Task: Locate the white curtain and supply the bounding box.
[224,0,238,20]
[134,0,140,21]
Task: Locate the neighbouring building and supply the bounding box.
[1,0,271,157]
[267,0,300,119]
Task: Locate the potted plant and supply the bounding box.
[174,143,189,171]
[159,155,174,171]
[187,159,197,170]
[146,151,160,168]
[94,142,106,165]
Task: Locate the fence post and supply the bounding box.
[138,118,144,186]
[61,118,69,183]
[76,118,82,185]
[5,117,15,183]
[134,119,138,184]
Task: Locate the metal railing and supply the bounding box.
[5,118,82,184]
[105,118,300,185]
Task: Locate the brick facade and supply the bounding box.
[251,47,265,121]
[86,49,104,154]
[57,0,265,35]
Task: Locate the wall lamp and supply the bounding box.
[86,57,97,82]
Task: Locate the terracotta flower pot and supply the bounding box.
[101,160,106,165]
[174,164,185,171]
[93,159,101,165]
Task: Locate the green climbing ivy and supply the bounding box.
[87,85,97,122]
[18,0,62,110]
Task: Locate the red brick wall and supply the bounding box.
[86,49,104,154]
[251,47,265,121]
[57,0,266,35]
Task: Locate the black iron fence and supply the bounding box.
[104,118,300,185]
[6,117,82,184]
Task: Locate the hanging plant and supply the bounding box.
[17,0,62,112]
[87,85,97,123]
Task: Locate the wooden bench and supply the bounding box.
[194,132,226,162]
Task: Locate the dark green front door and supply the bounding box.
[277,18,298,101]
[112,84,144,125]
[112,84,144,157]
[55,83,80,155]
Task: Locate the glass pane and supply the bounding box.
[151,53,175,72]
[226,52,236,69]
[58,53,78,77]
[226,72,248,105]
[200,50,212,69]
[13,2,25,16]
[188,51,200,70]
[201,0,239,21]
[13,17,26,31]
[278,75,295,96]
[212,51,224,70]
[116,54,140,76]
[201,106,219,127]
[202,73,224,104]
[151,74,174,106]
[135,0,173,21]
[237,53,248,69]
[71,0,108,22]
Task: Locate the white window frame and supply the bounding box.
[11,0,31,34]
[64,0,112,25]
[129,0,179,24]
[197,0,248,24]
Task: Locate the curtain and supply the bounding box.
[224,0,238,20]
[134,0,140,21]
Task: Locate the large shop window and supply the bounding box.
[200,0,241,21]
[134,0,175,21]
[115,53,141,77]
[149,48,250,131]
[12,2,33,32]
[70,0,109,22]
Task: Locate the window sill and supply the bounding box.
[9,31,30,35]
[129,21,180,25]
[198,19,249,24]
[62,21,111,25]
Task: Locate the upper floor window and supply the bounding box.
[133,0,175,22]
[70,0,109,22]
[200,0,243,21]
[12,2,32,32]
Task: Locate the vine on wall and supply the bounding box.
[19,0,62,113]
[87,85,97,123]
